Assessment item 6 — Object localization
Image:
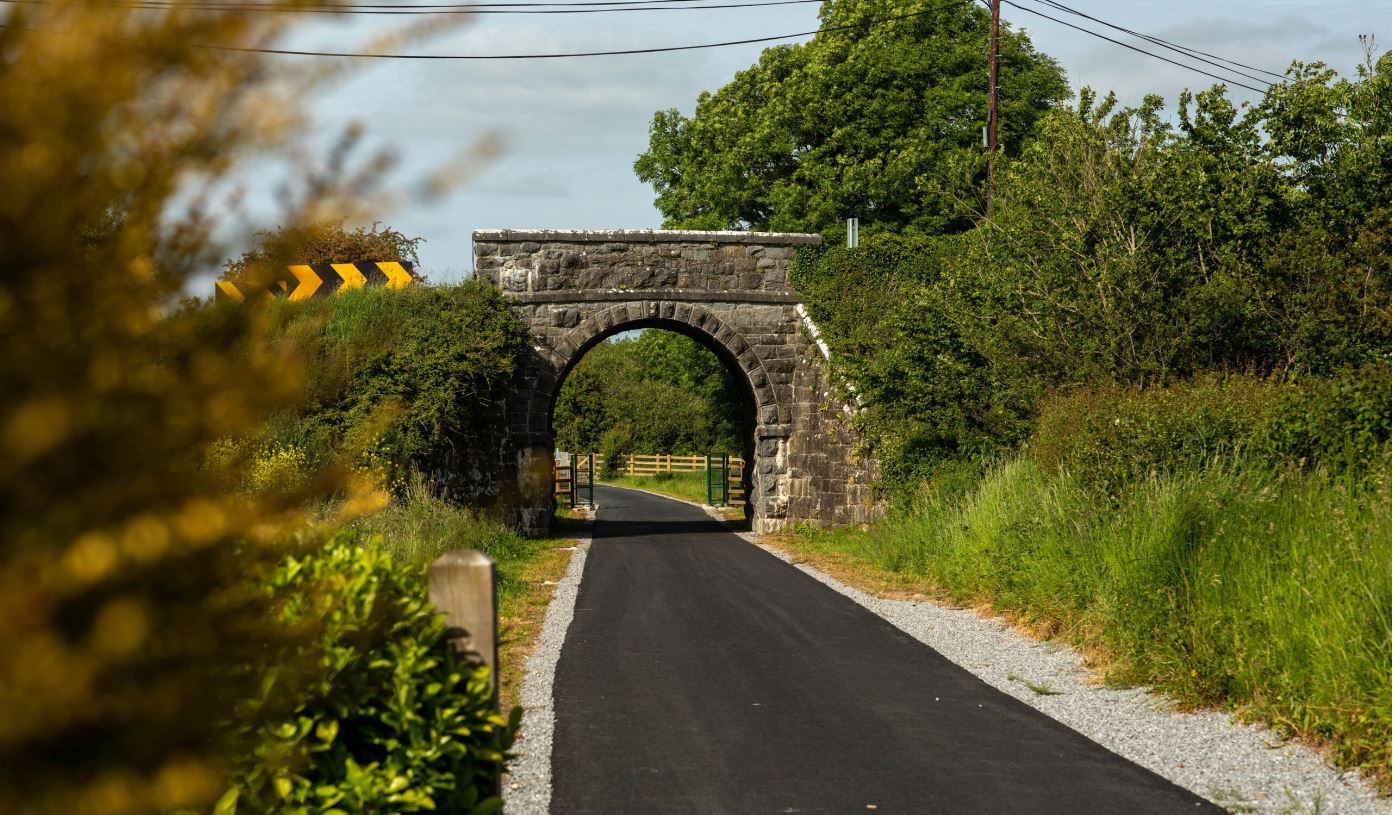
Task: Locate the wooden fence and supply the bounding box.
[619,453,746,507]
[621,453,746,476]
[554,452,747,507]
[554,452,595,508]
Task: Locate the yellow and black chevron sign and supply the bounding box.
[215,261,417,303]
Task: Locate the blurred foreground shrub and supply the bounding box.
[0,1,445,812]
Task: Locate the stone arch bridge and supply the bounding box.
[469,229,879,536]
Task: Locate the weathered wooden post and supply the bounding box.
[427,550,499,705]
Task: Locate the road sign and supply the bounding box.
[214,261,418,302]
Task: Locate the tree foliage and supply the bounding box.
[223,222,425,281]
[634,0,1068,236]
[256,284,529,494]
[793,55,1392,495]
[553,331,746,462]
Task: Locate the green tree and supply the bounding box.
[553,332,745,458]
[634,0,1068,236]
[793,55,1392,495]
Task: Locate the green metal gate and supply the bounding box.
[705,452,730,507]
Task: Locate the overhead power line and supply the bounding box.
[999,0,1270,93]
[1,0,981,58]
[1029,0,1285,81]
[0,0,823,15]
[8,0,776,6]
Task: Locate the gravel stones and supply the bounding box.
[503,534,589,815]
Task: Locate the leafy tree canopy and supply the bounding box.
[792,53,1392,495]
[634,0,1068,236]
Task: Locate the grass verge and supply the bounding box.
[600,471,746,521]
[349,490,582,710]
[775,457,1391,788]
[601,470,710,504]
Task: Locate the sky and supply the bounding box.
[215,0,1391,286]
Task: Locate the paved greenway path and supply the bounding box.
[550,485,1222,814]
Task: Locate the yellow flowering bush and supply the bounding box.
[0,0,424,812]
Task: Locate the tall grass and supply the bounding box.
[348,484,552,603]
[793,457,1391,782]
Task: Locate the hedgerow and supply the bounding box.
[260,283,529,495]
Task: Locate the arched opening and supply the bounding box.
[546,317,758,523]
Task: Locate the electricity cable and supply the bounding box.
[999,0,1269,92]
[1,0,980,58]
[0,0,822,15]
[1029,0,1285,80]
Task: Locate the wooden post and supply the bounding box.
[428,550,499,705]
[987,0,1001,216]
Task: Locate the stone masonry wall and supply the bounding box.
[473,228,812,294]
[469,229,880,535]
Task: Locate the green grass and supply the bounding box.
[600,470,714,505]
[783,457,1392,785]
[347,486,553,605]
[346,487,579,710]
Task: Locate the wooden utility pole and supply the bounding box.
[986,0,1001,216]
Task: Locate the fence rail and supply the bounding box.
[622,453,707,475]
[618,452,746,507]
[556,451,747,507]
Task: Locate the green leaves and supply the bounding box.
[553,331,746,460]
[634,0,1068,236]
[790,55,1391,501]
[263,282,529,496]
[219,534,518,814]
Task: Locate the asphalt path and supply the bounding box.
[550,485,1220,814]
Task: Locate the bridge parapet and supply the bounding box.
[472,229,820,297]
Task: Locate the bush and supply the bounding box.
[256,283,528,496]
[1029,376,1285,495]
[790,235,1019,499]
[1261,363,1392,477]
[223,223,424,281]
[246,444,313,497]
[221,534,517,815]
[788,59,1391,502]
[1029,367,1392,497]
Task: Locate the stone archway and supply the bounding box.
[471,229,880,536]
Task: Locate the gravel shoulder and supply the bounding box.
[504,521,590,815]
[505,489,1386,814]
